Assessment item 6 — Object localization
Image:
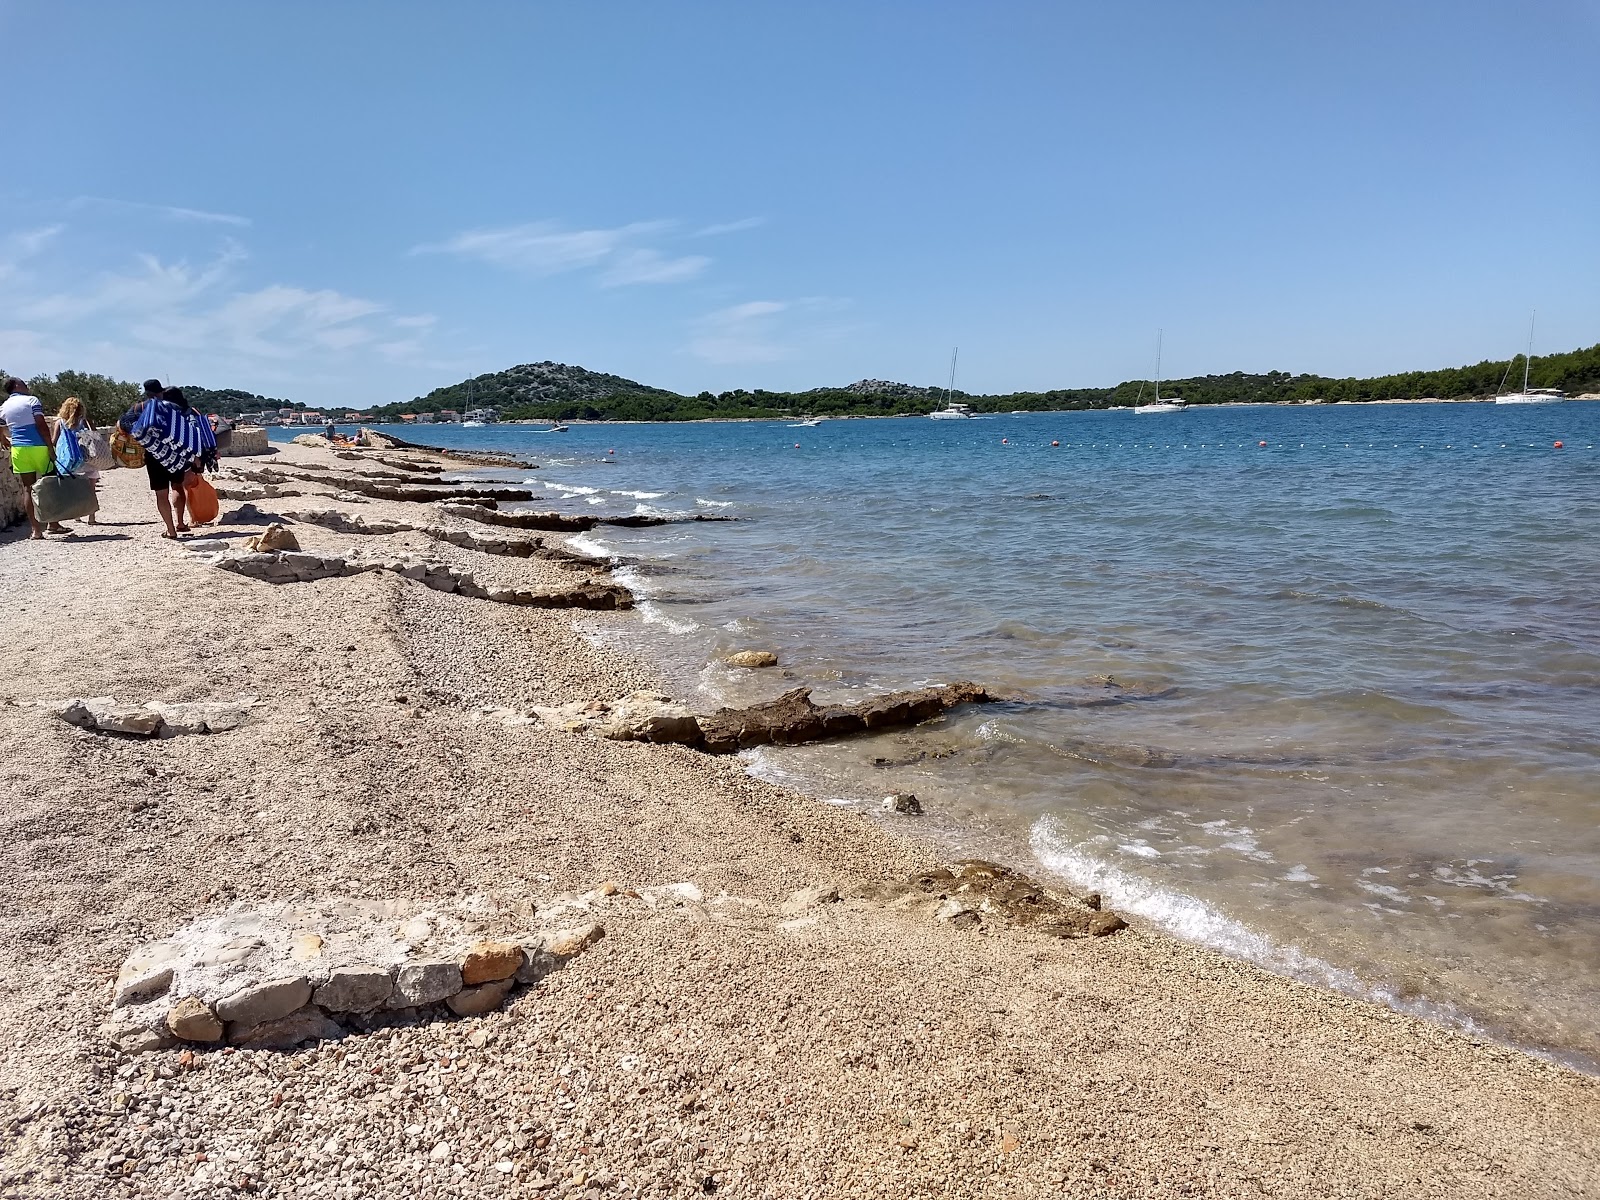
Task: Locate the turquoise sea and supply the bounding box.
[281,403,1600,1069]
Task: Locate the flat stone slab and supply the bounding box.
[100,895,605,1053]
[53,696,259,738]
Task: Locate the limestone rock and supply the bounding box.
[696,682,992,755]
[934,898,982,929]
[882,792,923,815]
[461,941,525,986]
[780,886,840,917]
[289,933,324,961]
[389,961,463,1007]
[214,976,312,1027]
[102,1022,174,1054]
[113,942,180,1007]
[230,1006,344,1051]
[445,977,515,1017]
[544,922,606,957]
[166,996,223,1042]
[58,698,163,737]
[726,650,779,669]
[245,523,300,552]
[535,692,700,745]
[312,965,395,1013]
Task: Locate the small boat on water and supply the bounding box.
[788,416,825,428]
[1496,310,1567,404]
[1134,330,1187,414]
[929,348,973,419]
[462,420,485,428]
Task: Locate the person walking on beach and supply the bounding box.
[121,382,217,539]
[53,396,100,527]
[0,377,57,539]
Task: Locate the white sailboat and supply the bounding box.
[1134,330,1186,414]
[929,348,973,419]
[1495,311,1567,404]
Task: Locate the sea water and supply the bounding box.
[297,405,1600,1069]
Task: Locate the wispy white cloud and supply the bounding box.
[601,248,711,287]
[0,230,416,385]
[0,225,65,281]
[413,218,712,287]
[70,196,252,227]
[693,216,766,237]
[689,300,792,364]
[687,297,856,365]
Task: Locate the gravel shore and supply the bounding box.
[1,443,1596,1199]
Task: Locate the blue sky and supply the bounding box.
[1,0,1596,406]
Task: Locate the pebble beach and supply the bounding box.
[1,441,1596,1200]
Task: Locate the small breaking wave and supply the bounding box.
[566,532,613,560]
[1027,818,1555,1065]
[696,498,735,509]
[547,482,600,496]
[613,489,666,500]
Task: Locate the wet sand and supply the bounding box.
[0,441,1595,1199]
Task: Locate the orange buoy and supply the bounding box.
[1001,438,1009,444]
[1051,440,1059,447]
[793,443,800,448]
[1554,440,1564,449]
[1258,440,1267,447]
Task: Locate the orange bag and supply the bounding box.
[185,473,219,525]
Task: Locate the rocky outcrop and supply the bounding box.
[54,696,259,738]
[101,897,605,1053]
[0,468,26,531]
[726,650,778,669]
[534,683,990,753]
[533,692,703,744]
[437,503,735,533]
[220,426,270,457]
[355,428,530,468]
[695,683,990,754]
[281,510,414,536]
[212,550,632,609]
[853,860,1127,939]
[343,482,536,504]
[486,581,634,610]
[245,523,299,552]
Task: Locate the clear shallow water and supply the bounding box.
[296,406,1600,1068]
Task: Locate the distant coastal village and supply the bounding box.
[8,340,1598,427]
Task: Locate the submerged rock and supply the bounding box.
[696,683,990,755]
[726,650,779,669]
[857,860,1126,939]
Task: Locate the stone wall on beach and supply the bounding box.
[0,468,23,529]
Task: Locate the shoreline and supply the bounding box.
[1,443,1596,1197]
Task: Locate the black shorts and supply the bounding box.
[144,459,188,491]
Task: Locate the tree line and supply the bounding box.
[0,370,293,426]
[10,341,1597,427]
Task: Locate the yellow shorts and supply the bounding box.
[9,445,50,476]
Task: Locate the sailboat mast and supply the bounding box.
[947,347,958,409]
[1524,310,1535,394]
[1155,329,1163,403]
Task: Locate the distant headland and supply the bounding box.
[7,342,1597,425]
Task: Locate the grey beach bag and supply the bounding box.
[32,473,98,523]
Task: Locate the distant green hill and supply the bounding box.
[373,343,1600,422]
[9,342,1597,428]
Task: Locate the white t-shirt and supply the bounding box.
[1,393,46,447]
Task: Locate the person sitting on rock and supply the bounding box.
[0,377,58,539]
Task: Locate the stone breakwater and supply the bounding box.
[103,896,605,1055]
[211,549,635,609]
[526,683,992,754]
